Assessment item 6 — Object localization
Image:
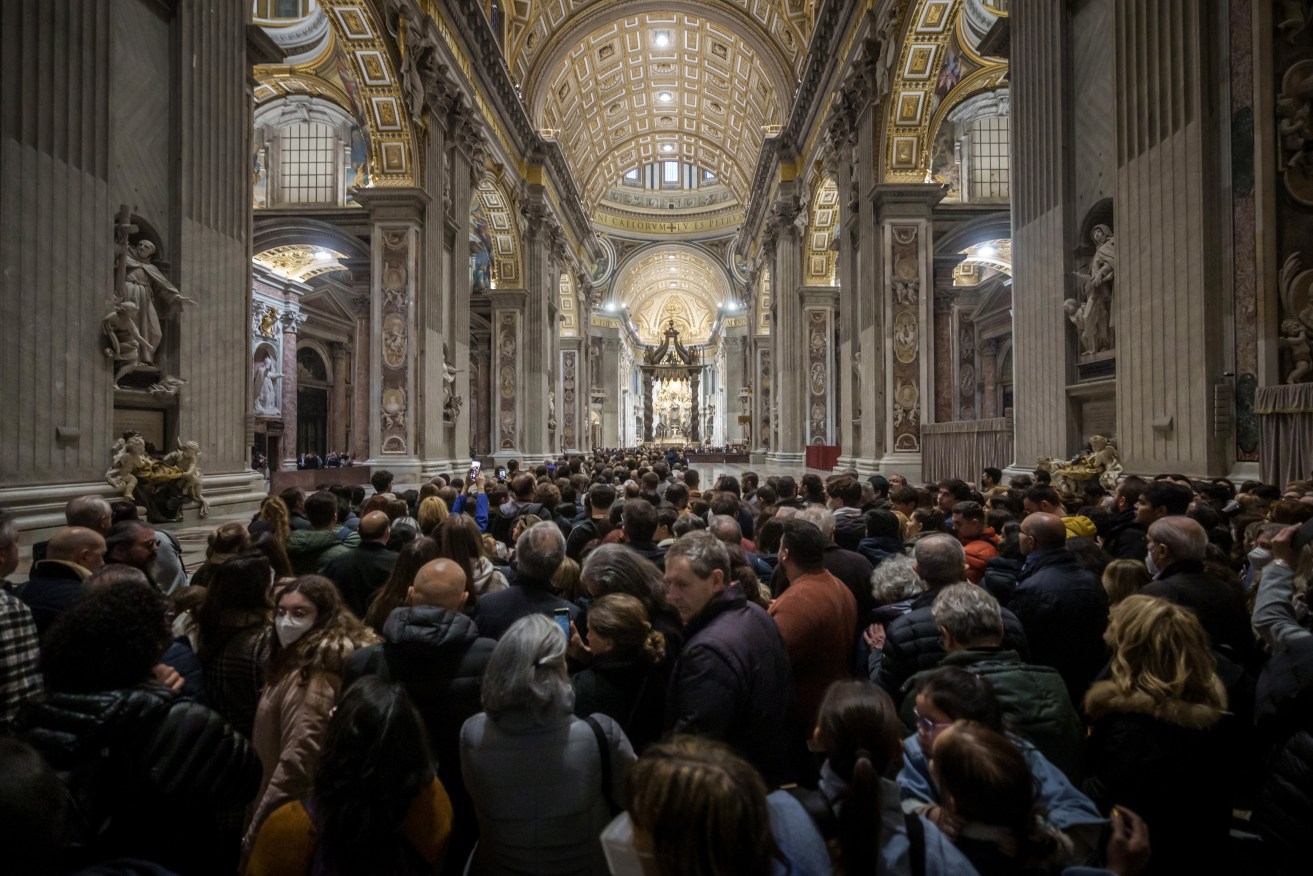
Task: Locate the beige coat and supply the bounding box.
[242,629,371,854]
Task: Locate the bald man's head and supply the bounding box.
[1021,512,1067,552]
[408,558,468,612]
[46,526,106,573]
[359,510,391,542]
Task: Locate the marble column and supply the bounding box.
[689,370,702,443]
[802,290,839,446]
[875,185,945,484]
[723,333,749,445]
[980,339,1001,419]
[330,342,349,455]
[932,292,956,423]
[560,339,583,454]
[1010,1,1081,473]
[355,189,428,479]
[350,289,372,461]
[470,335,492,457]
[598,336,622,448]
[442,102,481,470]
[489,288,527,462]
[279,309,306,471]
[765,195,806,466]
[642,370,655,442]
[1111,0,1230,475]
[519,190,560,463]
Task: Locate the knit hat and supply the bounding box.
[1062,515,1097,539]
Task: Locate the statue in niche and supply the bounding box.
[122,240,192,365]
[442,342,463,422]
[548,390,558,434]
[253,353,282,416]
[1280,319,1312,384]
[258,306,278,338]
[1037,434,1123,493]
[1069,224,1115,355]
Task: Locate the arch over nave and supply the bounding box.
[2,0,1309,526]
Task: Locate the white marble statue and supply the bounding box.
[442,343,463,419]
[163,438,209,518]
[106,433,151,499]
[102,300,154,385]
[1280,318,1312,384]
[122,241,192,365]
[253,356,282,416]
[1037,434,1124,493]
[1071,224,1115,355]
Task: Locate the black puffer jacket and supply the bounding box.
[343,604,495,867]
[1009,548,1110,706]
[667,586,793,785]
[17,684,260,875]
[1102,509,1146,560]
[1253,636,1313,874]
[874,586,1029,704]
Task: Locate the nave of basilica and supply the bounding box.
[1,0,1310,526]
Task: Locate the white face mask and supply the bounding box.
[1145,550,1160,577]
[1248,547,1272,569]
[276,614,314,648]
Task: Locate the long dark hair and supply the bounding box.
[437,514,484,602]
[364,536,440,634]
[816,681,904,874]
[194,551,273,659]
[311,677,435,874]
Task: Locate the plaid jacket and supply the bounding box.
[0,584,43,730]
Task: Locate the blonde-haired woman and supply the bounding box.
[417,495,450,537]
[250,495,291,544]
[1084,594,1232,875]
[571,593,668,752]
[1100,558,1150,607]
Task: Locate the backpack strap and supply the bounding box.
[779,785,839,840]
[584,715,620,815]
[903,811,925,876]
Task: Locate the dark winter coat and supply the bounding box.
[572,653,668,753]
[903,648,1086,781]
[1008,548,1109,705]
[1083,679,1236,876]
[667,586,793,785]
[1141,561,1257,669]
[875,586,1029,703]
[16,560,86,635]
[856,535,905,569]
[981,556,1023,605]
[18,684,260,875]
[320,540,398,618]
[1102,509,1147,560]
[344,604,495,867]
[473,573,580,640]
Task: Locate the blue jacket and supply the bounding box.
[451,492,491,532]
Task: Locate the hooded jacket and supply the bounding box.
[1083,678,1234,875]
[472,556,510,596]
[345,605,495,867]
[245,627,373,851]
[285,528,360,575]
[959,529,1000,584]
[1102,508,1146,560]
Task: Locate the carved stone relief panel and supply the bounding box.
[890,225,923,451]
[561,350,577,451]
[958,317,977,419]
[379,227,412,454]
[806,308,831,444]
[497,310,519,450]
[757,347,772,450]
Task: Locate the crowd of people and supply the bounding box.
[2,453,1312,875]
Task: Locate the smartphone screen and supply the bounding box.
[468,460,481,481]
[553,608,571,641]
[496,466,507,481]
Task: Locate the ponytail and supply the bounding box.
[642,629,666,665]
[837,748,883,874]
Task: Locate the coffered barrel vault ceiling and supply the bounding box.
[536,12,786,210]
[614,249,732,345]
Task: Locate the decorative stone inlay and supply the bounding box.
[379,227,411,454]
[891,225,923,451]
[497,310,519,450]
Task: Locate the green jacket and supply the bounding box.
[902,648,1087,781]
[285,529,360,575]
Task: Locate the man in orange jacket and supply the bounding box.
[952,500,999,584]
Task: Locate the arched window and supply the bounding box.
[254,97,361,208]
[966,115,1010,201]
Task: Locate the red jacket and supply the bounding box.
[769,570,857,730]
[961,528,1000,584]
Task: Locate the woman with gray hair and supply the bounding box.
[581,543,684,664]
[460,613,636,875]
[863,554,925,682]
